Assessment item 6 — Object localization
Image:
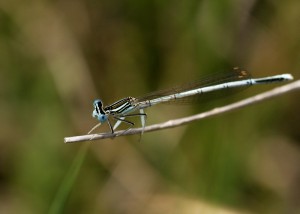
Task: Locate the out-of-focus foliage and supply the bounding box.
[1,0,300,213]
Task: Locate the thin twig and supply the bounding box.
[64,80,300,143]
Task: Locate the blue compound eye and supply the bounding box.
[97,114,108,123]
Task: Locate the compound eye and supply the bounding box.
[97,114,108,123]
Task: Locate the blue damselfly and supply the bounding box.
[89,67,293,135]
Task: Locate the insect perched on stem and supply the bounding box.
[89,67,293,136]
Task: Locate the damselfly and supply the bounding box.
[89,67,293,135]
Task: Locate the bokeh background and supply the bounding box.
[1,0,300,213]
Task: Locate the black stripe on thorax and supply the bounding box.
[104,97,135,114]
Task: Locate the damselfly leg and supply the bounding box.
[112,112,147,136]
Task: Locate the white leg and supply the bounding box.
[140,109,146,135]
[113,117,124,130]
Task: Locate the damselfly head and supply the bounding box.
[92,99,108,122]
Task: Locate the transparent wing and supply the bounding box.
[136,67,251,104]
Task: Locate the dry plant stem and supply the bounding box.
[64,80,300,143]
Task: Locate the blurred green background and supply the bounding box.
[1,0,300,213]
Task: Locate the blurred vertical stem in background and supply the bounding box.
[48,144,89,214]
